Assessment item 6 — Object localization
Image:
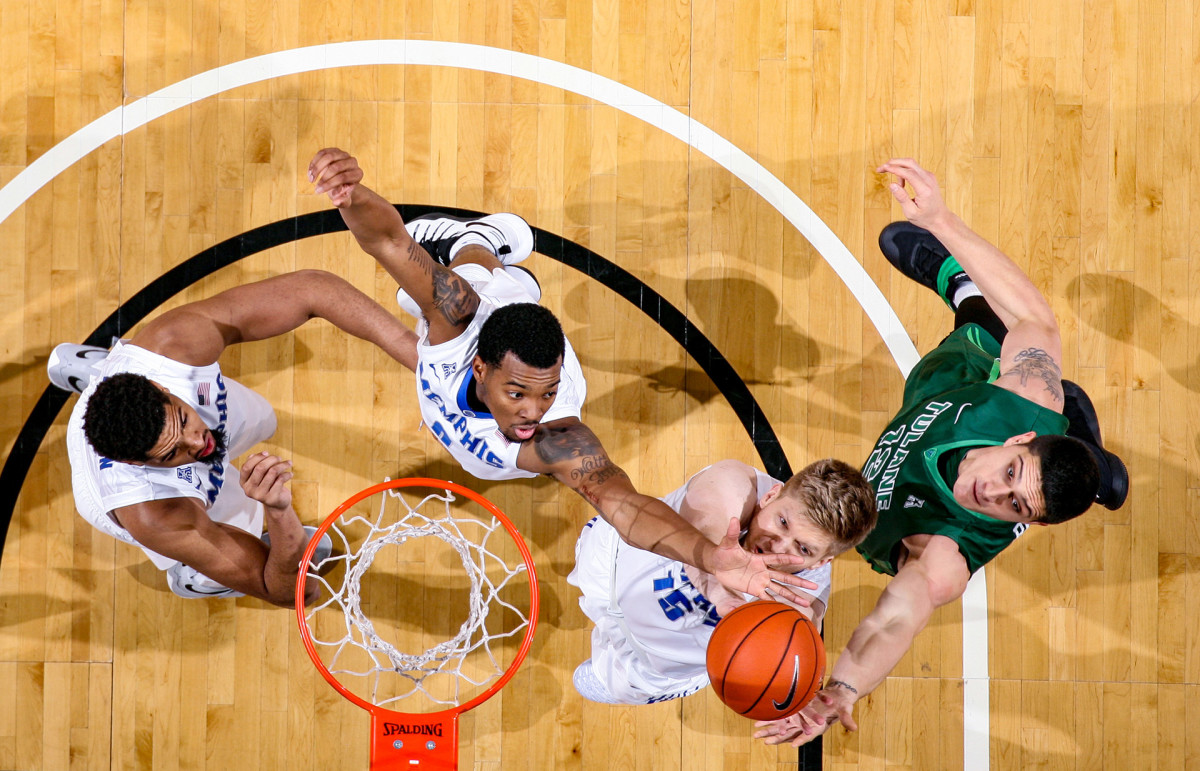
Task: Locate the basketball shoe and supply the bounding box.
[1061,380,1129,511]
[395,213,538,318]
[406,212,534,267]
[878,222,976,310]
[47,343,109,393]
[572,659,621,704]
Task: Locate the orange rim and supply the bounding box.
[294,477,540,721]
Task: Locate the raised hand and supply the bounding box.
[240,451,294,510]
[309,147,364,207]
[753,685,857,746]
[709,518,819,605]
[876,158,953,232]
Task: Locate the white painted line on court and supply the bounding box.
[0,40,986,769]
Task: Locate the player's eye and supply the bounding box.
[779,515,787,528]
[1007,464,1013,478]
[1011,495,1020,513]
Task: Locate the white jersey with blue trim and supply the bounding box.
[66,342,277,568]
[568,468,833,704]
[414,267,586,481]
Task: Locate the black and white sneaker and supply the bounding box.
[47,343,109,393]
[878,222,974,310]
[1061,380,1129,511]
[406,213,534,267]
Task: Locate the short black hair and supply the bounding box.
[477,303,565,369]
[1028,434,1100,525]
[82,373,170,462]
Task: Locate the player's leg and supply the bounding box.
[879,221,1128,510]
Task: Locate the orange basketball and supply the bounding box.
[705,600,825,720]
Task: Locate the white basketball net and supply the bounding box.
[302,483,532,710]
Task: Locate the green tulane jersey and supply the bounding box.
[856,324,1069,576]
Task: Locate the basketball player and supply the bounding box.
[568,458,877,706]
[754,158,1130,746]
[51,270,419,606]
[309,147,817,605]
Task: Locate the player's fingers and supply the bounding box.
[763,581,811,607]
[259,459,293,487]
[308,148,346,182]
[722,517,740,543]
[314,158,362,193]
[841,712,859,732]
[769,570,819,592]
[239,450,270,483]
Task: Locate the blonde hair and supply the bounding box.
[780,458,878,554]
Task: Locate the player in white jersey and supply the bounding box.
[51,270,419,606]
[309,147,823,605]
[568,459,877,706]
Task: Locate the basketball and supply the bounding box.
[705,600,825,720]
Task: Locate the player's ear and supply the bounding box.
[758,482,783,508]
[1003,431,1036,446]
[471,355,487,380]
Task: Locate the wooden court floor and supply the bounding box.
[1,0,1197,769]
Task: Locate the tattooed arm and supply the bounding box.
[517,418,819,604]
[308,148,480,345]
[878,158,1063,411]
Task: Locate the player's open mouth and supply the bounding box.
[513,425,537,441]
[201,434,215,458]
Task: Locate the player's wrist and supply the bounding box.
[824,678,859,701]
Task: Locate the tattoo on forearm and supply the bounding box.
[574,460,626,506]
[826,679,858,695]
[1003,348,1063,403]
[404,240,434,277]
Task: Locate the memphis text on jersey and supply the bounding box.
[419,369,506,470]
[862,399,953,512]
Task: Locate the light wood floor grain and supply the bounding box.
[1,0,1195,769]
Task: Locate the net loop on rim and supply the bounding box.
[303,483,532,710]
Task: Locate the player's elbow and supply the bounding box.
[923,570,968,608]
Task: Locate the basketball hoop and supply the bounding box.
[295,478,539,770]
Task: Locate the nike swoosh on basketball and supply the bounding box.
[773,654,801,710]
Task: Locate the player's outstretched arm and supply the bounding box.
[110,453,318,607]
[878,158,1064,410]
[753,535,970,747]
[518,419,818,604]
[133,269,419,372]
[308,147,480,345]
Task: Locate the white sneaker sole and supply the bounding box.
[47,343,109,393]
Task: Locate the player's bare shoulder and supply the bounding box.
[677,460,759,530]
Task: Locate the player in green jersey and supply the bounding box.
[754,158,1128,747]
